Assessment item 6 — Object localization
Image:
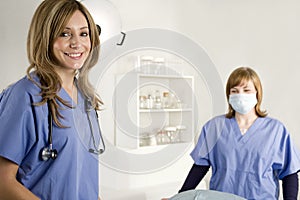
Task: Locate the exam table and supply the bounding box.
[169,190,246,200]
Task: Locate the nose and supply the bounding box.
[70,36,81,49]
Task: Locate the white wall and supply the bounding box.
[110,0,300,148]
[0,0,39,88]
[100,1,300,198]
[1,0,300,199]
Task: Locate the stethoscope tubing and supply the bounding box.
[42,98,105,161]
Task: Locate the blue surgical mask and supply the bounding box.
[229,93,257,115]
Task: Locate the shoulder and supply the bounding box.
[12,75,40,93]
[204,115,228,127]
[2,74,41,100]
[260,116,286,129]
[0,74,42,114]
[260,116,290,137]
[200,115,229,134]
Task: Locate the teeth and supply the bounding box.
[68,53,81,57]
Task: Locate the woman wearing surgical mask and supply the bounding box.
[174,67,300,199]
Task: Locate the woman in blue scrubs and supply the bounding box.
[178,67,300,199]
[0,0,103,199]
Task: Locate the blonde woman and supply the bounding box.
[0,0,104,199]
[169,67,300,199]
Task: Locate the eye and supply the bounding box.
[60,32,71,37]
[80,32,89,37]
[230,89,237,94]
[244,88,255,93]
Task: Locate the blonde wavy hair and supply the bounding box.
[26,0,102,127]
[225,67,267,118]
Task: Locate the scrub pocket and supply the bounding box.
[210,168,260,199]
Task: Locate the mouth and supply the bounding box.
[65,52,83,59]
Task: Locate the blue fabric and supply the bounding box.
[0,75,100,200]
[170,189,246,200]
[191,115,300,200]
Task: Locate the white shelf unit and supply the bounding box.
[115,73,194,150]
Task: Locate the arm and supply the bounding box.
[282,172,298,200]
[160,164,210,200]
[0,157,40,200]
[178,164,210,193]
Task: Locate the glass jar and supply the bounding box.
[140,56,153,74]
[156,130,170,145]
[153,57,166,75]
[162,92,171,109]
[153,90,162,109]
[164,126,177,143]
[175,125,186,142]
[146,94,154,109]
[139,95,147,109]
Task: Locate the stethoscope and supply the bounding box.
[41,98,105,161]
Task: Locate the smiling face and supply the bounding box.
[52,10,91,74]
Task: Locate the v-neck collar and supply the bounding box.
[59,87,77,107]
[58,79,80,107]
[230,117,262,144]
[58,85,85,110]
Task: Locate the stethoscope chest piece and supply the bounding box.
[40,100,58,161]
[41,146,58,161]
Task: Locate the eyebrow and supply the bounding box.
[231,85,252,89]
[64,26,89,30]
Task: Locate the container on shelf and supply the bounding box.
[139,132,157,147]
[146,94,154,109]
[153,57,166,75]
[139,95,147,109]
[115,72,194,149]
[140,56,154,74]
[156,130,170,145]
[153,90,162,109]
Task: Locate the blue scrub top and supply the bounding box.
[191,115,300,200]
[0,74,101,200]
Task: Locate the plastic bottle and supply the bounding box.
[153,90,162,109]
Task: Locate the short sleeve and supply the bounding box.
[191,126,210,165]
[191,116,226,166]
[272,124,300,179]
[0,81,38,165]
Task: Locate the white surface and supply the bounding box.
[101,181,207,200]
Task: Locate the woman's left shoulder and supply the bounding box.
[260,116,290,136]
[260,116,285,127]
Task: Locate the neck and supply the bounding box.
[55,69,76,89]
[55,69,77,103]
[235,110,258,131]
[62,77,75,92]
